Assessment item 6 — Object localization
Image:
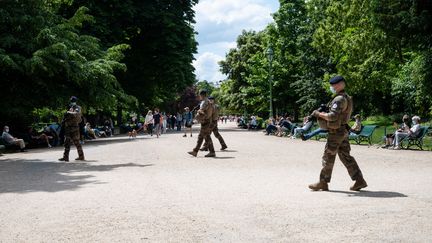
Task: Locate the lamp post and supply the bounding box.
[266,46,274,119]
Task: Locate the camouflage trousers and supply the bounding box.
[193,121,215,153]
[63,129,84,160]
[202,122,226,149]
[319,127,363,183]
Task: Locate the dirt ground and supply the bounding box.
[1,122,431,242]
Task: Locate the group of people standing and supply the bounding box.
[142,108,194,138]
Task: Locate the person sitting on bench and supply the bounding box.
[349,114,362,135]
[391,116,422,150]
[27,126,53,148]
[2,126,27,152]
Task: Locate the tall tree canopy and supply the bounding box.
[218,0,432,120]
[1,0,199,127]
[0,0,135,127]
[61,0,198,109]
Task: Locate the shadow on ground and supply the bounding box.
[330,190,408,198]
[23,137,147,154]
[0,158,153,194]
[211,156,236,159]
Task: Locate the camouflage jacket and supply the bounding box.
[63,111,82,129]
[195,98,214,123]
[326,91,353,129]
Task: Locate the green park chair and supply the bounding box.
[349,125,377,145]
[400,126,429,150]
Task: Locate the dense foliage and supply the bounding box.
[0,0,198,127]
[218,0,432,120]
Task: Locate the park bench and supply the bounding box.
[400,126,429,150]
[349,125,377,145]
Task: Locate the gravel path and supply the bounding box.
[1,122,431,242]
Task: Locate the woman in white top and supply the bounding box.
[162,112,167,134]
[392,115,422,150]
[144,110,154,136]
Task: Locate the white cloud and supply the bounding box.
[195,0,273,27]
[199,41,237,56]
[193,0,279,83]
[193,52,227,82]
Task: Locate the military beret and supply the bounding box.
[70,96,78,102]
[329,75,345,84]
[208,96,214,100]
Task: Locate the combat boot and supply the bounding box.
[204,152,216,157]
[350,177,368,191]
[308,181,329,191]
[188,150,198,157]
[75,156,85,161]
[221,144,227,150]
[200,147,208,151]
[58,157,69,162]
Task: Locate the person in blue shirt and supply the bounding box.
[183,107,193,137]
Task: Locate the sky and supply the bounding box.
[192,0,280,84]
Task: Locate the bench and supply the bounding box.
[349,125,377,145]
[400,126,429,150]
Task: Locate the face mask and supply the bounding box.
[5,129,9,133]
[330,86,337,94]
[70,102,76,107]
[412,120,418,125]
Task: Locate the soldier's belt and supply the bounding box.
[328,126,347,133]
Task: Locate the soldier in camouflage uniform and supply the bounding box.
[200,96,227,151]
[309,76,367,191]
[188,90,216,157]
[59,107,85,162]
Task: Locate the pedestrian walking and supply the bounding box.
[200,96,227,151]
[188,90,215,157]
[144,110,154,136]
[176,111,183,131]
[162,112,167,134]
[59,105,85,162]
[183,107,193,137]
[308,76,367,191]
[153,108,161,138]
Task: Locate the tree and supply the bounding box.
[312,0,432,117]
[0,1,134,127]
[61,0,199,109]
